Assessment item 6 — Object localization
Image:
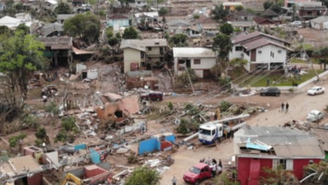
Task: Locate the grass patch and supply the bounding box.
[235,69,323,87]
[290,58,319,64]
[295,43,314,51]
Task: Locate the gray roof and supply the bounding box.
[310,16,328,24]
[120,39,168,47]
[167,19,190,27]
[234,125,324,159]
[229,21,256,27]
[57,14,75,20]
[41,23,63,37]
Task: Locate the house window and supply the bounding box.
[194,59,201,65]
[147,47,152,51]
[271,51,275,58]
[235,46,243,51]
[278,50,282,53]
[258,50,262,54]
[273,159,293,170]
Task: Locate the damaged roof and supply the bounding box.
[3,155,43,176]
[38,37,73,50]
[173,47,216,58]
[235,125,325,159]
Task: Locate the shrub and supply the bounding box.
[21,114,40,130]
[45,102,60,115]
[9,134,26,147]
[168,102,174,111]
[185,103,201,116]
[35,127,47,139]
[176,119,199,134]
[218,100,232,112]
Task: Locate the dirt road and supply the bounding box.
[160,81,328,185]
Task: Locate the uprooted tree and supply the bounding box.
[0,30,45,122]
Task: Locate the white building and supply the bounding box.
[229,31,293,72]
[173,47,217,78]
[310,16,328,30]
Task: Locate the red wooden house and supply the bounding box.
[234,125,325,185]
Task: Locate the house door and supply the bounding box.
[203,70,212,79]
[248,159,261,185]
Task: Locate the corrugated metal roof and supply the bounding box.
[173,47,216,58]
[241,37,293,51]
[310,16,328,24]
[235,126,324,158]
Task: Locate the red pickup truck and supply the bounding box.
[183,163,213,185]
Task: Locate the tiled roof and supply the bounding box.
[120,39,168,47]
[232,31,288,45]
[263,9,278,17]
[253,16,274,24]
[194,15,217,24]
[241,37,293,51]
[108,14,129,20]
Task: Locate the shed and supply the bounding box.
[310,16,328,30]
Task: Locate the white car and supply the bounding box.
[307,110,324,122]
[307,86,325,95]
[290,21,302,27]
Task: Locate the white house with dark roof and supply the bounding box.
[173,47,217,78]
[120,39,168,72]
[229,31,293,72]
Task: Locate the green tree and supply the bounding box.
[234,5,244,11]
[122,27,139,39]
[0,31,45,110]
[212,34,233,61]
[0,26,12,35]
[220,23,234,35]
[106,27,114,38]
[169,33,188,47]
[303,161,328,184]
[16,23,30,34]
[108,37,119,46]
[64,13,101,43]
[158,7,168,16]
[313,47,328,70]
[56,2,72,14]
[263,1,273,10]
[125,166,161,185]
[211,4,229,22]
[214,172,239,185]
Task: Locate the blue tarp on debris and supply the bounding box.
[74,144,86,150]
[90,149,101,164]
[138,135,176,155]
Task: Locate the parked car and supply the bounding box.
[140,91,163,101]
[259,87,281,96]
[307,86,325,95]
[307,110,324,122]
[183,163,212,185]
[290,21,302,27]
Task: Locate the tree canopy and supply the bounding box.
[211,4,229,22]
[56,2,72,14]
[169,33,188,47]
[122,27,139,39]
[220,23,234,35]
[63,13,101,43]
[0,31,45,111]
[212,34,233,61]
[313,47,328,70]
[125,166,161,185]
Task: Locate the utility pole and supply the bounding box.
[185,67,195,94]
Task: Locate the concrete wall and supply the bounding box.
[139,135,176,155]
[123,48,141,73]
[174,57,216,78]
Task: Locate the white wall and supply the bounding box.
[229,44,243,60]
[311,22,321,30]
[255,45,286,63]
[323,22,328,29]
[174,57,216,78]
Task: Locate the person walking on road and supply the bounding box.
[286,103,289,113]
[281,102,285,112]
[172,176,177,185]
